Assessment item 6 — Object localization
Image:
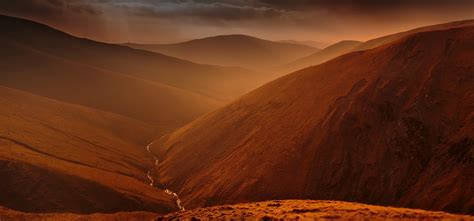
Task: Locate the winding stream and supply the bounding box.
[146,142,185,211]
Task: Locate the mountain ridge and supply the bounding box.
[151,24,474,214]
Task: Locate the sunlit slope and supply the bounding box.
[152,25,474,214]
[0,86,176,213]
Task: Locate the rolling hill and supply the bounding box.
[123,35,318,71]
[0,15,268,134]
[150,24,474,214]
[0,86,177,213]
[283,19,474,74]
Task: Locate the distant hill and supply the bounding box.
[0,15,268,134]
[282,19,474,74]
[151,24,474,214]
[278,40,330,49]
[123,35,318,71]
[281,40,362,74]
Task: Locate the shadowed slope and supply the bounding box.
[124,35,318,71]
[0,86,176,213]
[152,26,474,214]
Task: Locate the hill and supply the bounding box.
[278,40,330,49]
[0,15,266,134]
[283,19,474,74]
[124,35,318,71]
[150,25,474,214]
[0,86,176,213]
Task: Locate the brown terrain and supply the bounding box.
[0,14,473,220]
[0,206,158,221]
[123,35,318,71]
[0,15,270,135]
[0,86,177,214]
[157,200,473,220]
[150,24,474,214]
[283,19,474,74]
[2,200,472,221]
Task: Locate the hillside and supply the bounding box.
[283,19,474,74]
[150,25,474,214]
[0,86,177,213]
[124,35,318,71]
[0,15,267,134]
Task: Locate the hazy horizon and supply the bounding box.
[1,0,474,45]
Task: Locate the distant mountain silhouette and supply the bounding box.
[124,35,318,71]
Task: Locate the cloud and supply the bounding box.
[1,0,473,43]
[0,0,102,17]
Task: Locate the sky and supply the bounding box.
[1,0,474,44]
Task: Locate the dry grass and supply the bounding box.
[158,200,473,220]
[0,86,176,213]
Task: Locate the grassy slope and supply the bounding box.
[0,86,176,213]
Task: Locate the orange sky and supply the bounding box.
[1,1,474,44]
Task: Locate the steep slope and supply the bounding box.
[124,35,318,71]
[151,26,474,214]
[0,86,176,213]
[158,200,474,220]
[283,20,474,74]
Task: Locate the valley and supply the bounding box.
[0,4,473,220]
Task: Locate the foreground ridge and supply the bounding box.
[156,200,473,220]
